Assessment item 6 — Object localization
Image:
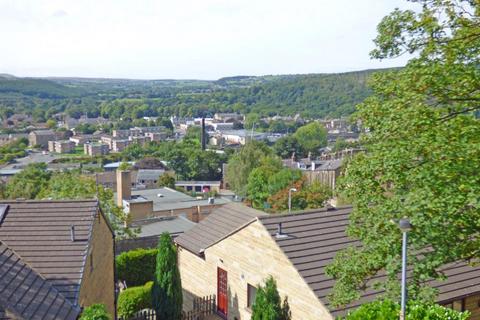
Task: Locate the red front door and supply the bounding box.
[217,267,228,318]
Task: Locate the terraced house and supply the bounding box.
[175,204,480,320]
[0,200,115,319]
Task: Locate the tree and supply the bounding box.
[340,299,469,320]
[246,156,283,209]
[3,163,51,199]
[273,135,305,159]
[151,233,182,320]
[184,126,205,143]
[244,113,261,130]
[293,122,327,156]
[326,0,480,308]
[46,119,57,129]
[266,177,331,213]
[158,173,176,189]
[225,141,272,196]
[251,276,291,320]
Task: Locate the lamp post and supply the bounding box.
[399,218,412,320]
[288,188,297,213]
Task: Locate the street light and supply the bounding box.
[288,188,297,213]
[399,218,412,320]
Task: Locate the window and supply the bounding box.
[452,299,465,312]
[247,284,257,309]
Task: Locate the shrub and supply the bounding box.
[116,248,158,287]
[117,282,153,318]
[80,304,111,320]
[340,299,470,320]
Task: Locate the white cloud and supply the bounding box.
[0,0,419,79]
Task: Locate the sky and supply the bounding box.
[0,0,418,80]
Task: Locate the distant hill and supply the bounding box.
[0,77,81,99]
[0,68,396,119]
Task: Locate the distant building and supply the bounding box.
[69,134,98,146]
[112,129,130,138]
[209,122,234,132]
[48,140,76,153]
[115,171,228,222]
[175,181,221,193]
[283,157,343,190]
[0,133,28,147]
[28,130,56,148]
[129,135,148,145]
[135,169,166,189]
[84,142,110,156]
[214,113,244,122]
[116,215,196,254]
[212,130,267,146]
[112,139,131,152]
[103,161,135,172]
[145,132,167,142]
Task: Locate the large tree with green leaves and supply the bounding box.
[151,233,182,320]
[225,140,272,196]
[293,122,327,156]
[326,0,480,308]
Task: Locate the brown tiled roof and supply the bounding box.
[0,240,80,320]
[258,207,480,316]
[0,200,100,307]
[175,202,265,255]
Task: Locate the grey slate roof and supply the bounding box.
[124,187,230,212]
[0,200,100,306]
[132,216,196,238]
[135,169,165,183]
[316,159,343,171]
[175,202,265,254]
[0,241,80,320]
[258,207,480,316]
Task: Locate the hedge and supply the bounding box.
[116,248,158,287]
[117,282,153,318]
[341,299,470,320]
[80,304,111,320]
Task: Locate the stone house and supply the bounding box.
[48,140,76,153]
[28,130,56,148]
[175,205,480,320]
[0,200,116,318]
[84,142,110,156]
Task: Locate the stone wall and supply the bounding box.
[78,211,116,316]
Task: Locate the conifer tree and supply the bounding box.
[251,276,291,320]
[151,233,183,320]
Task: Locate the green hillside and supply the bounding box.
[0,68,394,120]
[0,76,82,99]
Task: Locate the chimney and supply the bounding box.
[70,225,75,242]
[201,118,206,150]
[117,170,131,206]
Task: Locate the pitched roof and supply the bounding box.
[175,202,265,254]
[31,130,55,136]
[0,200,100,306]
[0,240,80,320]
[258,207,480,316]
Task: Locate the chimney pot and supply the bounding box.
[70,225,75,242]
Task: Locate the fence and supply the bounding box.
[118,295,216,320]
[183,294,216,320]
